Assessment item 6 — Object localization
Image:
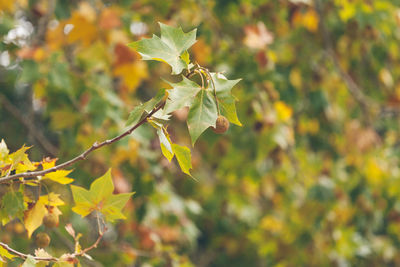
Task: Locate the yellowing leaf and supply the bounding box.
[43,170,74,184]
[24,202,47,238]
[8,145,36,174]
[38,193,65,206]
[71,169,134,222]
[172,144,193,177]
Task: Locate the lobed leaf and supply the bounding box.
[128,23,196,74]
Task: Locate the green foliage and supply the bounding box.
[128,23,197,74]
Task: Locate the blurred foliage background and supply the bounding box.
[2,0,400,266]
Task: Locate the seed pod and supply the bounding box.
[43,213,59,228]
[212,115,230,134]
[36,232,50,248]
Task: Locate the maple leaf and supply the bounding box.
[128,23,197,74]
[70,169,134,222]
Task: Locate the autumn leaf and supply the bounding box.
[70,169,134,222]
[24,202,47,238]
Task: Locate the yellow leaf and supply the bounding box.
[43,170,74,184]
[24,202,47,238]
[41,158,57,170]
[38,193,65,206]
[8,145,36,173]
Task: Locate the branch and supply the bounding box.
[0,93,58,157]
[0,242,58,261]
[0,102,165,184]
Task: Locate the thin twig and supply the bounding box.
[0,241,58,261]
[0,102,165,184]
[0,93,58,157]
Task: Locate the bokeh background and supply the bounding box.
[2,0,400,266]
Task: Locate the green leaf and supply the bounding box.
[210,73,242,126]
[172,144,193,177]
[71,169,134,222]
[0,191,25,223]
[163,76,201,114]
[157,128,174,162]
[126,89,166,127]
[128,23,196,74]
[187,89,218,144]
[125,105,144,127]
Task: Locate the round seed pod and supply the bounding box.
[212,115,230,134]
[36,232,50,248]
[43,213,59,228]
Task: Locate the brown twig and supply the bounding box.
[0,241,58,261]
[0,102,165,184]
[0,93,58,157]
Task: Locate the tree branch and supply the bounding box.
[0,102,165,184]
[0,241,58,261]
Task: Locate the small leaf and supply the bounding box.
[187,89,218,144]
[126,89,166,126]
[128,23,197,74]
[125,105,145,127]
[172,144,193,177]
